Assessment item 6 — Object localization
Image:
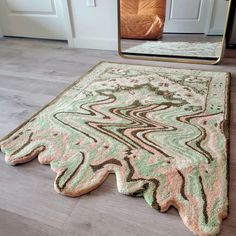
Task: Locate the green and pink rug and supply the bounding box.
[0,62,229,236]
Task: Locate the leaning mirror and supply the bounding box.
[118,0,232,64]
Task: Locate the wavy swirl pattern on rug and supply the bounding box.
[0,62,229,236]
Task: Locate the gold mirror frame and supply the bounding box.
[118,0,232,65]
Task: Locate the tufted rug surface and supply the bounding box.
[0,62,230,236]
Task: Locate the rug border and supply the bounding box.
[226,69,231,219]
[104,61,231,76]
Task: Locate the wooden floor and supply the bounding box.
[0,37,235,236]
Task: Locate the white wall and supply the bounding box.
[68,0,118,50]
[66,0,229,50]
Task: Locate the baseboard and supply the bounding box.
[71,37,118,51]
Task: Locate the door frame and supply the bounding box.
[205,0,229,35]
[61,0,75,47]
[204,0,215,35]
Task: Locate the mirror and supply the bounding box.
[118,0,232,64]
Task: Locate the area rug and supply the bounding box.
[124,41,222,58]
[0,62,229,236]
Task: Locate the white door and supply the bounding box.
[164,0,212,33]
[0,0,67,40]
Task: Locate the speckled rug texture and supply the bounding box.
[124,41,222,58]
[0,62,230,236]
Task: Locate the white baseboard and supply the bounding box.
[71,37,118,51]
